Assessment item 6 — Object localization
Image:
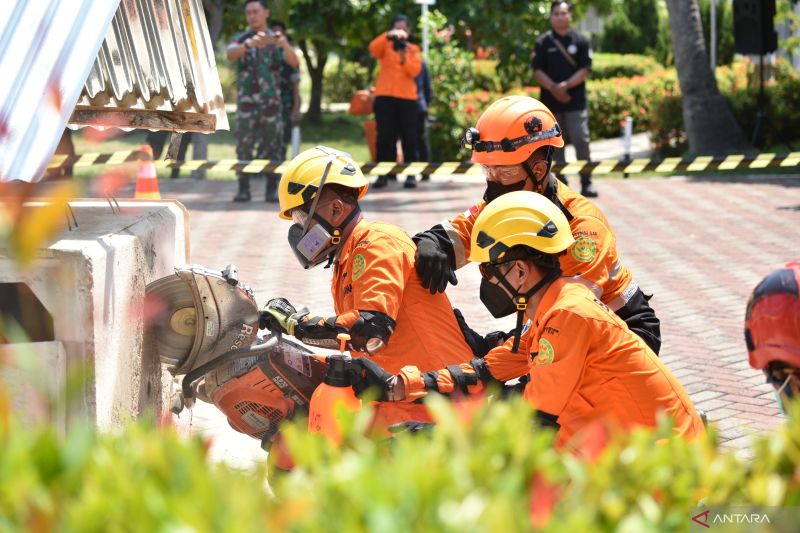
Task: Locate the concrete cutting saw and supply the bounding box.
[144,264,327,446]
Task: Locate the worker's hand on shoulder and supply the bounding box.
[416,238,458,294]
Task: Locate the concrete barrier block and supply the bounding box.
[0,200,189,431]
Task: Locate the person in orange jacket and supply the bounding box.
[347,191,705,447]
[262,145,474,433]
[413,95,661,355]
[745,262,800,414]
[369,14,423,189]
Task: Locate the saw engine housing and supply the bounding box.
[145,265,326,443]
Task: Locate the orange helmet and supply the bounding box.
[745,262,800,370]
[464,95,564,166]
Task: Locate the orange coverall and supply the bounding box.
[444,180,636,310]
[401,280,705,446]
[333,219,473,429]
[368,32,422,100]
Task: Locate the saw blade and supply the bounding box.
[145,274,199,368]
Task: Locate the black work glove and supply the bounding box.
[347,357,399,401]
[453,309,510,358]
[415,238,458,294]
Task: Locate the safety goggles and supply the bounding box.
[480,164,528,185]
[478,259,516,282]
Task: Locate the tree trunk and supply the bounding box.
[665,0,750,155]
[299,38,328,124]
[202,0,224,45]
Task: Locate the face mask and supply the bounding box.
[483,179,528,202]
[479,278,517,318]
[287,222,341,269]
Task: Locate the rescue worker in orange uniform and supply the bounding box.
[262,145,474,431]
[348,191,705,446]
[414,96,661,355]
[745,262,800,415]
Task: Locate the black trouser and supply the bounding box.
[416,111,429,162]
[374,96,418,166]
[615,287,662,355]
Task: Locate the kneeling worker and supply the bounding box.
[263,146,474,432]
[349,191,705,446]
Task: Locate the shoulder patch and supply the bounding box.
[351,254,366,281]
[571,236,597,263]
[535,338,555,365]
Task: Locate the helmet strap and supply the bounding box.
[491,263,561,353]
[522,145,554,194]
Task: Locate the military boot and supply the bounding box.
[233,175,251,202]
[265,174,279,203]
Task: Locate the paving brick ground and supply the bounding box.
[156,172,800,466]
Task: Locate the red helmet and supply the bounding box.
[464,96,564,166]
[745,262,800,370]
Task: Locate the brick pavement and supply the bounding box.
[155,173,800,466]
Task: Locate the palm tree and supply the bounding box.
[665,0,750,155]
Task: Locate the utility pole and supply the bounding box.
[415,0,436,57]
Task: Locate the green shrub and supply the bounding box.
[650,58,800,155]
[591,53,663,80]
[4,394,800,531]
[323,60,374,104]
[426,11,477,162]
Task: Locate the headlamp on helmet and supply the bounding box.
[462,123,562,154]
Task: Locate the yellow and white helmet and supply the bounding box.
[278,146,369,220]
[469,190,574,264]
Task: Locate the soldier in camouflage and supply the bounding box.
[227,0,299,202]
[271,20,302,160]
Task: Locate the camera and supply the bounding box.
[388,33,408,52]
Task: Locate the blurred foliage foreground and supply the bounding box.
[1,389,799,532]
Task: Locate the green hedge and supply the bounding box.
[3,395,800,531]
[451,59,800,158]
[591,53,663,80]
[650,59,800,155]
[323,60,374,104]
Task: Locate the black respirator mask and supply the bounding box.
[479,259,561,353]
[287,157,360,269]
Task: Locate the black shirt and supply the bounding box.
[531,29,592,112]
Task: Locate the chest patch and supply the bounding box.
[571,236,597,263]
[352,254,367,281]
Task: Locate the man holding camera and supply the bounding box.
[369,14,422,189]
[227,0,299,203]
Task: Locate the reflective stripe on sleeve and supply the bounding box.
[606,279,640,311]
[566,276,603,299]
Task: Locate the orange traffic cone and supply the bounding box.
[135,144,161,200]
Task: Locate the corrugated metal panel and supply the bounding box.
[0,0,227,184]
[0,0,120,183]
[76,0,228,131]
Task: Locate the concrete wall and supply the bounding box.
[0,200,189,431]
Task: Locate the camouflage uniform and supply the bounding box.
[277,52,300,159]
[230,30,286,198]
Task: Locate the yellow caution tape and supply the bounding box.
[47,150,800,176]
